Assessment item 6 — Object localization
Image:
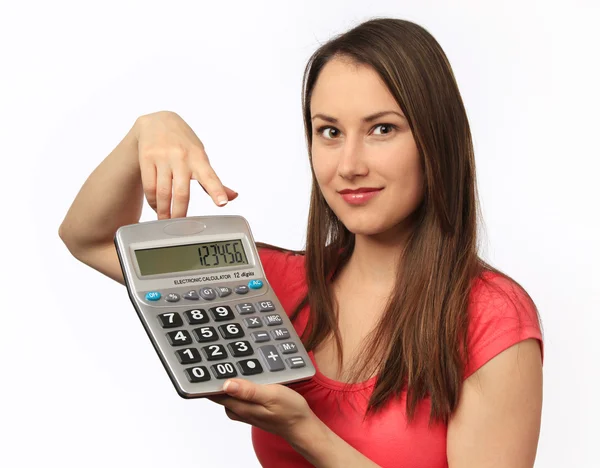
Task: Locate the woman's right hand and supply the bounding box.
[134,110,238,219]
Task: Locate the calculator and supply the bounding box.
[114,215,315,398]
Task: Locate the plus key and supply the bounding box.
[258,345,285,371]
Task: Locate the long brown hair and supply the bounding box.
[260,17,542,426]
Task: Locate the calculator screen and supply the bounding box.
[134,239,249,276]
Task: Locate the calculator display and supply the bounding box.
[134,239,248,276]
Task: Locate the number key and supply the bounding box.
[166,330,192,346]
[184,309,209,325]
[158,312,183,328]
[202,344,228,361]
[211,362,237,379]
[218,323,245,339]
[209,305,235,321]
[185,366,211,383]
[193,326,218,342]
[228,340,254,357]
[176,348,202,364]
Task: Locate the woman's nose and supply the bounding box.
[337,141,369,180]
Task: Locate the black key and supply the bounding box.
[228,340,254,357]
[211,362,238,379]
[202,344,228,361]
[209,305,235,321]
[193,326,218,342]
[185,366,211,382]
[218,323,245,339]
[166,330,192,346]
[184,308,209,325]
[237,359,263,376]
[176,348,202,364]
[157,312,183,328]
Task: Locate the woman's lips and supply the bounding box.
[338,188,383,205]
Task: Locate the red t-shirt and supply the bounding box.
[252,248,544,468]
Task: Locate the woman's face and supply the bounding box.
[310,57,424,238]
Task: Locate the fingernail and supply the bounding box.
[223,380,239,392]
[217,195,228,206]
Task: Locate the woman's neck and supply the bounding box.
[340,225,411,293]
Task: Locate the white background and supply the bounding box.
[1,1,598,466]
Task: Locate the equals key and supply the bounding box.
[286,356,306,369]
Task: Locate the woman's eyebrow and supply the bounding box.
[311,110,406,123]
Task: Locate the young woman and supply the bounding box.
[59,18,544,468]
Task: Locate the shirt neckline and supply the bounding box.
[307,350,378,392]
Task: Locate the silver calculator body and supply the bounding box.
[114,215,315,398]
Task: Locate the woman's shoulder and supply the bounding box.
[464,269,544,378]
[257,244,307,317]
[469,270,537,317]
[257,243,306,293]
[257,244,305,274]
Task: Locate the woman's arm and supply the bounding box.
[447,338,543,467]
[289,417,382,467]
[58,111,238,285]
[58,121,143,284]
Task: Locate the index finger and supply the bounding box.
[190,149,229,206]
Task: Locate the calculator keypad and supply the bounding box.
[155,294,307,386]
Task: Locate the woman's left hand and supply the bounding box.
[206,378,316,442]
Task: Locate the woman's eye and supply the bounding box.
[315,124,397,139]
[372,123,397,135]
[316,126,339,139]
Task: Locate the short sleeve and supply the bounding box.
[464,272,544,379]
[257,247,307,320]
